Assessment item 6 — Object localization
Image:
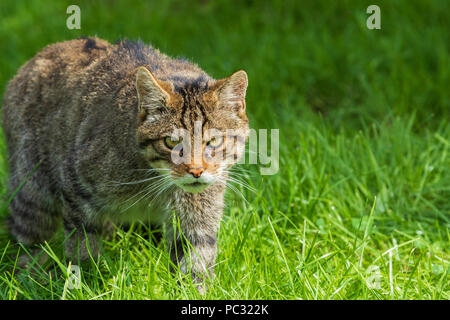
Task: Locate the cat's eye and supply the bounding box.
[164,136,182,149]
[207,136,224,148]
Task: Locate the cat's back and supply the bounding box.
[2,38,112,141]
[2,37,209,159]
[2,37,206,130]
[5,37,112,94]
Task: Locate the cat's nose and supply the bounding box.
[188,167,205,178]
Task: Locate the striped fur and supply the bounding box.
[2,37,248,290]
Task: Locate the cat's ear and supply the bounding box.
[135,67,170,115]
[217,70,248,114]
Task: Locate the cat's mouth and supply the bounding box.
[178,181,210,193]
[173,173,216,193]
[184,182,204,187]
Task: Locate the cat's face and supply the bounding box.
[135,67,249,193]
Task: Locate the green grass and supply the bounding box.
[0,0,448,299]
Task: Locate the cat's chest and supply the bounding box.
[106,199,171,226]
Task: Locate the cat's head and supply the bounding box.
[135,66,249,193]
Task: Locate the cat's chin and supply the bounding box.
[177,182,211,193]
[173,173,216,193]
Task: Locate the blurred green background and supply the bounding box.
[1,0,449,128]
[0,0,448,299]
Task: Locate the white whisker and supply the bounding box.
[120,174,172,212]
[223,174,256,193]
[108,174,167,186]
[216,177,250,205]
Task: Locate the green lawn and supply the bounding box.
[0,0,448,299]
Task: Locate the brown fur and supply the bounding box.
[2,37,248,291]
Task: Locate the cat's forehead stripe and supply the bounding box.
[175,84,210,130]
[171,75,209,91]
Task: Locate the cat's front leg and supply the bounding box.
[171,229,218,294]
[61,194,102,262]
[169,187,225,293]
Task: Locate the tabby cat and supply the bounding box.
[2,37,249,291]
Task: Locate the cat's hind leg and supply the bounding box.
[61,196,102,262]
[7,188,60,269]
[7,189,60,246]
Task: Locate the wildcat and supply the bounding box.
[2,37,249,291]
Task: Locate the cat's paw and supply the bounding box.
[17,248,49,271]
[101,220,116,241]
[196,283,206,295]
